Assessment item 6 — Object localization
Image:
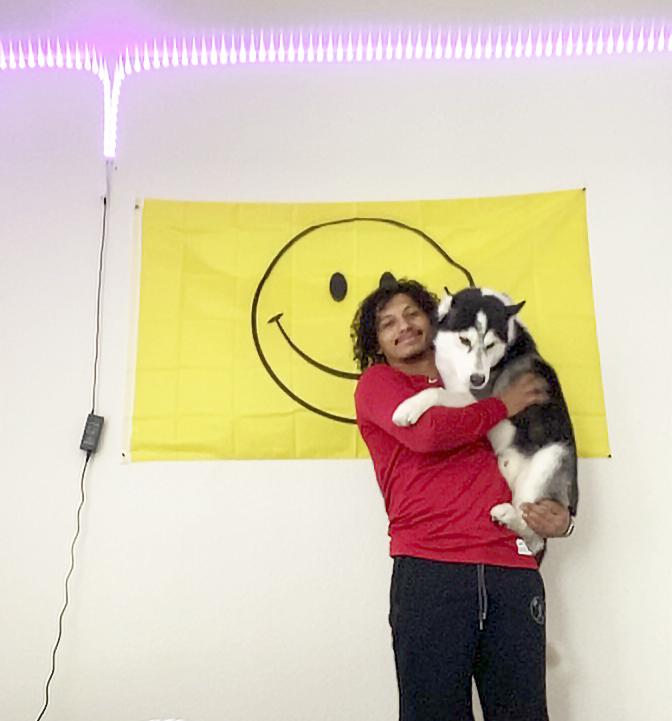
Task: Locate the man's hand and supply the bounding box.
[497,373,549,417]
[521,500,571,538]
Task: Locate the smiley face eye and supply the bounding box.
[459,337,472,349]
[379,271,397,289]
[329,272,348,302]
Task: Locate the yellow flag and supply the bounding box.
[130,190,609,460]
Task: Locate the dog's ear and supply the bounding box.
[437,290,454,321]
[505,300,525,318]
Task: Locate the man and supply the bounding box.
[352,279,571,721]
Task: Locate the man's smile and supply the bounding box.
[396,330,423,346]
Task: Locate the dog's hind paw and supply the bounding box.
[524,534,546,555]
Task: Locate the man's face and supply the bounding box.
[375,293,434,367]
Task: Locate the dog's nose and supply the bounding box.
[470,373,486,388]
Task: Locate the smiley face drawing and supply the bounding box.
[251,217,475,423]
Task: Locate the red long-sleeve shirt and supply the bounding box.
[355,364,538,569]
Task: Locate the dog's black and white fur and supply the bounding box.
[392,287,578,554]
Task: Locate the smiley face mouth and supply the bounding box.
[268,313,361,380]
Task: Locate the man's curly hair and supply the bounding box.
[351,279,439,371]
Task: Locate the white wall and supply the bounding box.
[2,3,672,720]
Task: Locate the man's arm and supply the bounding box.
[355,365,508,454]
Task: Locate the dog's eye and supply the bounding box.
[459,337,471,349]
[485,342,495,351]
[329,272,347,302]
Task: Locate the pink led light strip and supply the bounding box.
[0,38,105,73]
[2,21,671,157]
[116,23,672,71]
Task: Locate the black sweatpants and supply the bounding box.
[390,556,549,721]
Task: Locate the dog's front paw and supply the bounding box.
[392,398,425,426]
[490,502,517,526]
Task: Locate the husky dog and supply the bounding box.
[392,287,578,554]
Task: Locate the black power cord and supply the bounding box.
[34,453,90,721]
[34,188,109,721]
[91,194,108,413]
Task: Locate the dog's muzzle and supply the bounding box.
[470,373,487,389]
